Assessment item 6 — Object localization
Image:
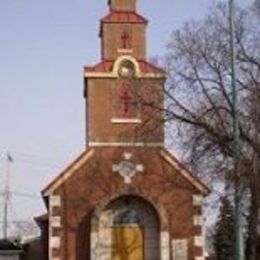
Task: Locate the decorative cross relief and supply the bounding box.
[112,152,144,184]
[120,89,131,115]
[120,31,131,49]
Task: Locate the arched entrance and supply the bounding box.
[91,195,160,260]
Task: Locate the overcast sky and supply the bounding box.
[0,0,253,233]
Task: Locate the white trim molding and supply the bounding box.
[113,55,142,76]
[50,195,61,207]
[195,257,205,260]
[111,118,142,124]
[48,195,62,260]
[50,237,61,248]
[172,239,188,260]
[193,215,203,226]
[50,216,61,228]
[43,149,95,196]
[84,55,166,79]
[117,49,133,54]
[161,150,209,195]
[194,236,204,247]
[160,231,170,260]
[193,195,204,206]
[89,142,163,147]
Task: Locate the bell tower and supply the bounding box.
[84,0,166,147]
[101,0,147,60]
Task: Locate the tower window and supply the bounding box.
[118,60,135,78]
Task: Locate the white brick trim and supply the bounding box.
[193,215,203,226]
[136,164,144,172]
[50,237,61,248]
[49,195,62,259]
[160,231,170,260]
[172,239,188,260]
[194,236,203,247]
[50,216,61,228]
[50,195,61,207]
[195,257,205,260]
[193,195,203,206]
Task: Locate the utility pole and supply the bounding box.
[229,0,245,259]
[3,153,12,239]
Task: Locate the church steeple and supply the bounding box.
[108,0,137,11]
[100,0,147,60]
[84,0,166,146]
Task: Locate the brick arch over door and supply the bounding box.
[90,192,170,260]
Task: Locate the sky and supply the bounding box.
[0,0,253,234]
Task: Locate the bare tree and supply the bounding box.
[9,220,40,239]
[254,0,260,16]
[130,2,260,258]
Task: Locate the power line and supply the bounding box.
[0,150,65,169]
[0,190,41,200]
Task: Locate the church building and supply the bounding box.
[37,0,210,259]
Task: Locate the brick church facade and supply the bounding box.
[37,0,210,259]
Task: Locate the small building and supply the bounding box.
[21,236,43,260]
[0,239,23,260]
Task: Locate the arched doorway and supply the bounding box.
[91,195,160,260]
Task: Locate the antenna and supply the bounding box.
[3,153,13,239]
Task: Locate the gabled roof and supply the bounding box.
[85,60,114,73]
[101,11,148,24]
[84,60,165,74]
[42,147,209,197]
[160,149,210,196]
[138,60,165,74]
[42,149,95,196]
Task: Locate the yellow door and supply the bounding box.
[111,226,144,260]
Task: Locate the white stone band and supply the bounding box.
[111,118,142,124]
[89,142,163,147]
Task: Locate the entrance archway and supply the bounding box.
[91,195,160,260]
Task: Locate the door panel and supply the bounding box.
[111,226,144,260]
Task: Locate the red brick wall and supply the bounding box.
[102,23,146,60]
[109,0,136,11]
[86,78,165,144]
[49,147,203,260]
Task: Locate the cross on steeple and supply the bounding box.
[121,31,131,49]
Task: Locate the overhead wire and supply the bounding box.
[0,190,41,200]
[0,150,65,169]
